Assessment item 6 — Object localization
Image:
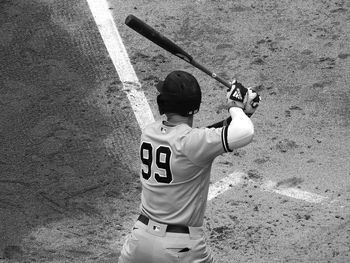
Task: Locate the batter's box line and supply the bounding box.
[207,172,344,207]
[260,180,328,204]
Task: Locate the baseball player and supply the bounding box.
[118,70,260,263]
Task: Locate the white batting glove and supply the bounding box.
[243,88,261,117]
[227,80,261,117]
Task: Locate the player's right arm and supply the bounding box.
[182,81,260,166]
[223,107,254,151]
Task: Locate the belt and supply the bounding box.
[138,214,190,234]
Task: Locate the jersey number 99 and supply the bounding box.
[140,142,173,184]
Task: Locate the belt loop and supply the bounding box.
[188,226,204,239]
[146,219,167,237]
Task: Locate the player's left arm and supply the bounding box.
[222,80,261,151]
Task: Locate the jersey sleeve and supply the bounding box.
[181,127,231,167]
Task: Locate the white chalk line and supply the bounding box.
[261,180,328,203]
[208,172,330,204]
[86,0,333,206]
[86,0,154,131]
[208,172,246,201]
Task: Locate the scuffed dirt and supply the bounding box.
[1,0,350,262]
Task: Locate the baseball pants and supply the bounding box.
[118,216,214,263]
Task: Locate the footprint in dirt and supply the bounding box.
[275,139,299,153]
[247,169,263,182]
[338,52,350,59]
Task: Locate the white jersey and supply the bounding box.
[139,120,231,227]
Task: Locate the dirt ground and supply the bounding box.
[0,0,349,262]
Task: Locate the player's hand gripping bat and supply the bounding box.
[125,14,232,88]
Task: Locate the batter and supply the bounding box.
[118,70,260,263]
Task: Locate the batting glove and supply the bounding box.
[243,88,261,117]
[227,80,248,109]
[227,80,261,117]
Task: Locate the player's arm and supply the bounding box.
[206,116,232,128]
[223,108,254,151]
[207,80,260,128]
[183,82,260,165]
[222,80,261,151]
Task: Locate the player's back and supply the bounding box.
[139,120,225,227]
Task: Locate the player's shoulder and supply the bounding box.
[178,126,226,165]
[181,126,223,144]
[189,126,222,135]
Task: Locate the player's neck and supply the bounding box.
[165,113,193,127]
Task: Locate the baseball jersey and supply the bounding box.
[139,120,231,227]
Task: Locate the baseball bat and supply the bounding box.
[125,14,232,88]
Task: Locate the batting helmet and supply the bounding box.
[156,70,202,116]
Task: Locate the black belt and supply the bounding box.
[137,214,190,234]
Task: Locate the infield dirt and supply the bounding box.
[0,0,349,262]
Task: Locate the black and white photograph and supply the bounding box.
[0,0,349,262]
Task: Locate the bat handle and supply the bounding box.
[191,59,231,89]
[212,74,232,89]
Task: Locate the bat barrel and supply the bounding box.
[125,14,232,89]
[125,15,193,61]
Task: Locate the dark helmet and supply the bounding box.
[156,70,202,116]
